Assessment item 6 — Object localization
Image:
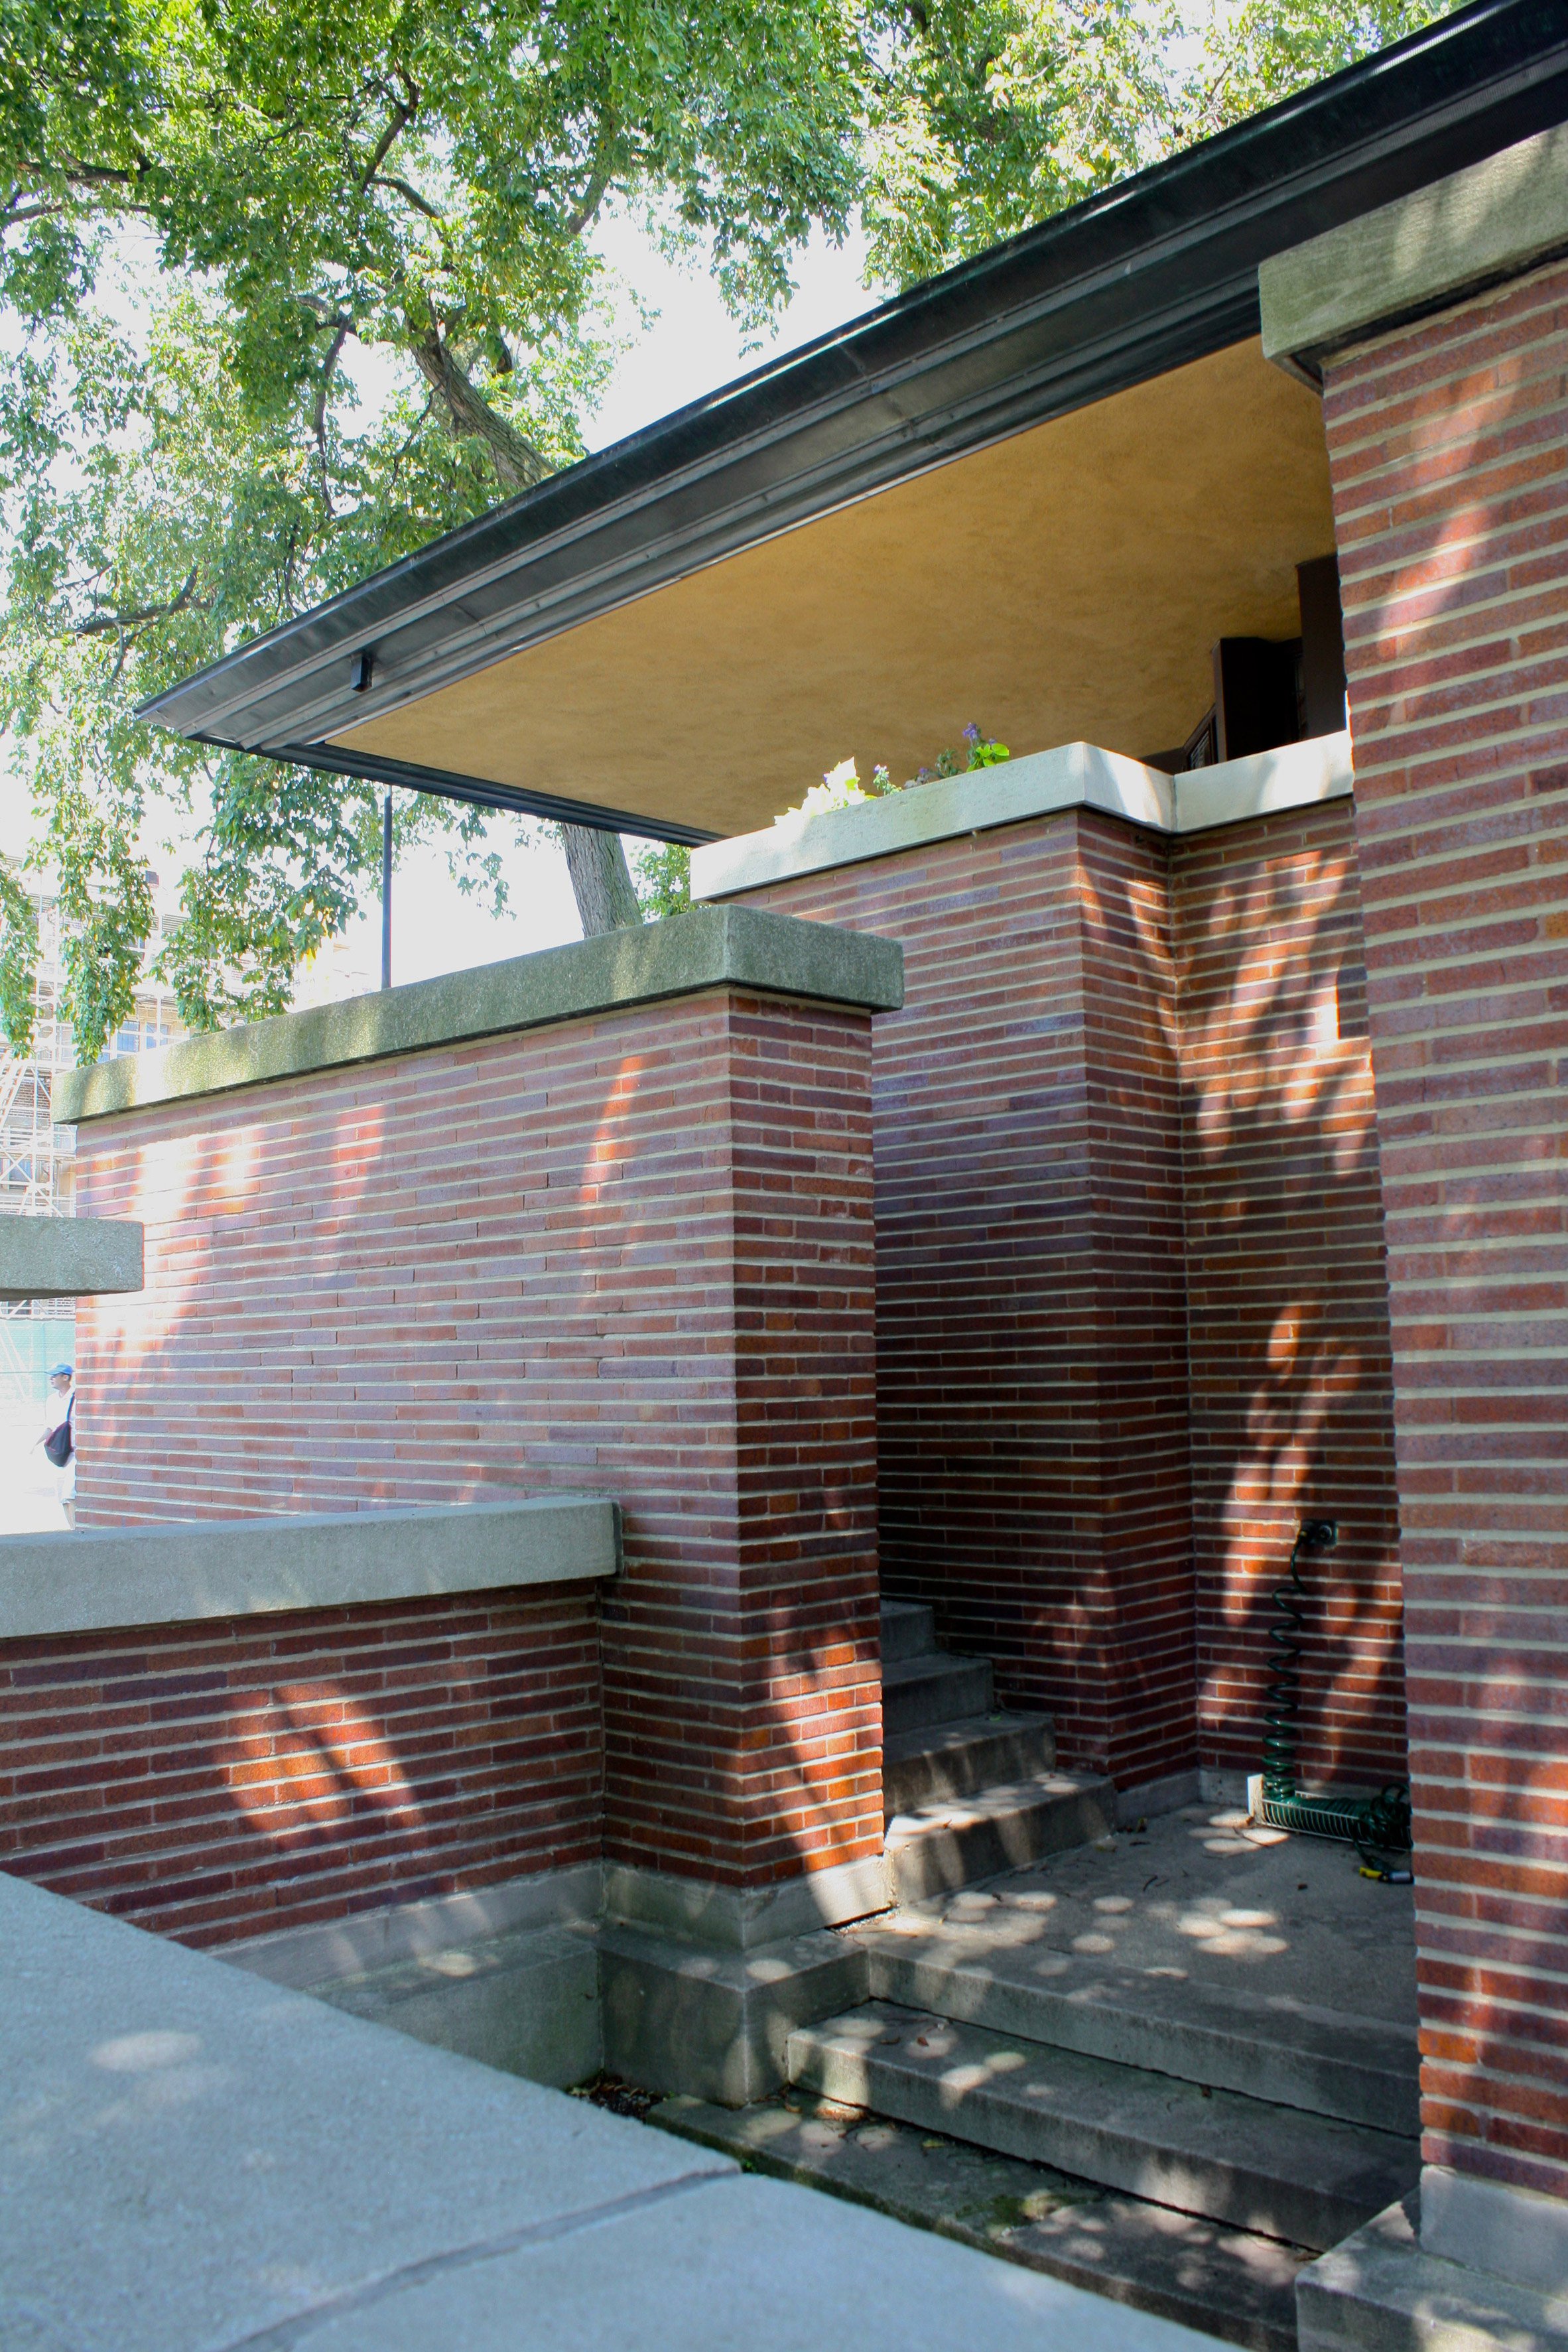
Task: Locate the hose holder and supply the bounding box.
[1248,1517,1413,1863]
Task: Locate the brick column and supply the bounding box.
[1323,256,1568,2216]
[736,807,1197,1792]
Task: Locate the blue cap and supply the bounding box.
[48,1363,73,1379]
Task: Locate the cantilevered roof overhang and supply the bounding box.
[139,0,1568,844]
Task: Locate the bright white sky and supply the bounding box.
[340,214,878,992]
[0,213,879,1003]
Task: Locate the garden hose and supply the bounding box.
[1251,1517,1413,1868]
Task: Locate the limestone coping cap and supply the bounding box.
[692,735,1352,901]
[0,1215,144,1302]
[1261,121,1568,375]
[0,1494,621,1640]
[56,903,903,1124]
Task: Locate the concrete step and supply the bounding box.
[653,2089,1310,2352]
[885,1772,1114,1905]
[854,1907,1419,2138]
[883,1711,1057,1816]
[880,1600,937,1663]
[883,1650,994,1736]
[788,2000,1419,2254]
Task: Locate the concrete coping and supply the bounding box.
[0,1494,620,1641]
[56,903,904,1125]
[0,1215,144,1303]
[1261,121,1568,373]
[691,733,1352,901]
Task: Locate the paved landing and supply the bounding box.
[852,1805,1419,2138]
[0,1868,1228,2352]
[870,1805,1417,2026]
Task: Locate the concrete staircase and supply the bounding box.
[793,1691,1423,2265]
[878,1600,1114,1903]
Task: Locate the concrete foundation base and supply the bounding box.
[225,1858,883,2106]
[1297,2194,1568,2352]
[314,1920,603,2089]
[599,1920,869,2105]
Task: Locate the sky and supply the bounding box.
[0,210,880,1005]
[338,214,878,992]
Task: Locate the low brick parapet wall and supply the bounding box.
[0,1498,616,1944]
[57,906,899,1912]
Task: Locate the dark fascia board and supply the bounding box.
[267,740,721,843]
[141,0,1568,831]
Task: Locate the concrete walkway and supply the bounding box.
[1,1870,1228,2351]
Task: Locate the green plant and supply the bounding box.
[629,838,691,920]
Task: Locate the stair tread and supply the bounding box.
[885,1770,1112,1839]
[789,2000,1418,2250]
[883,1709,1054,1765]
[882,1650,988,1689]
[856,1913,1418,2077]
[849,1807,1420,2137]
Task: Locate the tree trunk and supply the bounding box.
[414,327,646,939]
[560,822,643,935]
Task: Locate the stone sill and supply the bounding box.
[690,734,1352,901]
[56,903,903,1126]
[0,1495,620,1641]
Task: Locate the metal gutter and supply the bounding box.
[138,0,1568,838]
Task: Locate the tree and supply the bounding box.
[0,0,1455,1059]
[858,0,1454,289]
[0,0,867,1053]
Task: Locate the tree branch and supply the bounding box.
[361,94,415,192]
[410,328,549,492]
[564,113,621,238]
[312,322,350,514]
[371,170,444,222]
[74,569,203,636]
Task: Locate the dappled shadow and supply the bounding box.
[31,984,884,1938]
[1172,804,1407,1792]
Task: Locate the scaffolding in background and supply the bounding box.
[1,872,184,1329]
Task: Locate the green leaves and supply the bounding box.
[0,858,40,1054]
[0,0,1456,1057]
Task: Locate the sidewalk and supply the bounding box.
[1,1869,1227,2352]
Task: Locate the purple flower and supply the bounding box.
[963,721,982,746]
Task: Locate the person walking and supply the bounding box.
[40,1362,76,1529]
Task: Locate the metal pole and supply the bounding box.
[381,790,393,990]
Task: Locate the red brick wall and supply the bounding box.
[70,985,882,1896]
[1173,800,1406,1790]
[742,811,1195,1785]
[0,1589,600,1945]
[738,797,1405,1793]
[1077,819,1195,1788]
[1325,256,1568,2205]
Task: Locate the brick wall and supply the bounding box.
[70,985,882,1898]
[739,812,1193,1783]
[738,797,1404,1792]
[0,1589,600,1945]
[1324,256,1568,2205]
[1173,801,1406,1789]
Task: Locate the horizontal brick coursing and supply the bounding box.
[743,813,1192,1782]
[1173,803,1406,1790]
[1325,255,1568,2203]
[69,986,882,1912]
[740,802,1402,1791]
[0,1591,600,1945]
